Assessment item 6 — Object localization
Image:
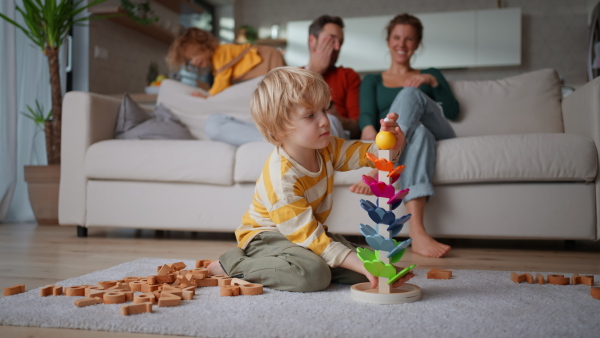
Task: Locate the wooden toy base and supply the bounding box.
[350,282,421,304]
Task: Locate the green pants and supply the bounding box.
[219,231,368,292]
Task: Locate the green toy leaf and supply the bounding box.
[364,260,397,278]
[356,247,376,262]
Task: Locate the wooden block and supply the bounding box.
[190,268,208,279]
[591,287,600,300]
[88,289,106,299]
[182,290,194,300]
[196,277,219,287]
[511,272,527,283]
[121,303,153,316]
[52,285,63,296]
[123,277,141,283]
[220,285,240,297]
[74,297,103,307]
[427,269,452,279]
[172,262,186,271]
[182,286,196,296]
[65,285,87,297]
[134,293,156,305]
[160,288,182,298]
[85,286,105,297]
[40,285,55,297]
[239,283,264,296]
[177,275,196,288]
[129,281,145,292]
[155,275,175,284]
[157,264,172,276]
[4,284,25,296]
[580,275,594,286]
[218,277,233,287]
[104,292,127,304]
[572,274,582,285]
[525,273,534,284]
[109,282,132,291]
[230,278,252,286]
[98,281,118,289]
[146,276,158,285]
[536,273,545,284]
[141,284,161,293]
[158,292,181,307]
[195,260,213,268]
[547,274,570,285]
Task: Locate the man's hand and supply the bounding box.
[404,73,438,88]
[307,35,336,75]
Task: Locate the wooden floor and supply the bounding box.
[1,222,600,338]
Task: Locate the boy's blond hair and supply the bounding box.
[250,67,331,146]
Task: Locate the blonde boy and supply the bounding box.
[208,67,413,292]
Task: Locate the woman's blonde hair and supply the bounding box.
[165,27,219,70]
[250,67,331,146]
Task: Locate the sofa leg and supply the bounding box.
[77,226,88,238]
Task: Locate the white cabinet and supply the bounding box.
[285,8,521,71]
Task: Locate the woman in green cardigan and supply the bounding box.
[351,14,460,258]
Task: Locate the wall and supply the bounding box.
[234,0,591,86]
[88,0,176,94]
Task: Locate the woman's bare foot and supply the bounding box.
[410,232,451,258]
[349,169,377,195]
[207,260,227,276]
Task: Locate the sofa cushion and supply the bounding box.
[234,141,275,183]
[449,68,564,138]
[327,133,598,186]
[157,77,262,140]
[85,140,236,185]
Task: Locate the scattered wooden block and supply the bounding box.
[536,273,545,284]
[85,285,105,297]
[52,285,63,296]
[140,284,161,293]
[65,285,88,297]
[129,281,145,292]
[134,293,156,305]
[196,277,219,287]
[172,262,186,271]
[572,274,582,285]
[121,303,153,316]
[104,292,127,304]
[580,275,594,286]
[547,274,570,285]
[122,277,140,283]
[98,281,119,289]
[87,289,106,299]
[220,285,240,297]
[217,277,233,287]
[511,272,528,283]
[195,260,213,269]
[157,292,181,307]
[427,269,452,279]
[591,287,600,300]
[239,283,264,296]
[230,278,251,286]
[157,264,172,276]
[525,273,534,284]
[74,297,103,307]
[4,284,25,296]
[40,285,55,297]
[182,290,194,300]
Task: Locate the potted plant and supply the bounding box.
[0,0,108,224]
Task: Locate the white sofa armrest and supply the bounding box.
[59,92,121,226]
[562,77,600,238]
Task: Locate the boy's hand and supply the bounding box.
[379,112,405,151]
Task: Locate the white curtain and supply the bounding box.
[0,0,52,222]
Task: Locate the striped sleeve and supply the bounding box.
[327,136,379,171]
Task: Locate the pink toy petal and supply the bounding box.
[387,188,410,205]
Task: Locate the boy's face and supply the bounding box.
[282,104,331,152]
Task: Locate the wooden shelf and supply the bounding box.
[90,6,177,45]
[256,38,287,48]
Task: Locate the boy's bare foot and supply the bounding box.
[410,232,451,258]
[349,169,377,195]
[207,260,227,276]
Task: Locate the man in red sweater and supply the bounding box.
[306,15,361,139]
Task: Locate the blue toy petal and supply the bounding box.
[368,207,396,225]
[366,234,396,252]
[387,214,412,237]
[381,211,396,226]
[360,199,377,212]
[386,238,412,258]
[359,223,378,237]
[389,199,402,210]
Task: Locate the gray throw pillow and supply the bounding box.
[114,93,194,140]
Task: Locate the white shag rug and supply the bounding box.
[0,258,598,338]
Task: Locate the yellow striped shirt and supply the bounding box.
[235,136,378,267]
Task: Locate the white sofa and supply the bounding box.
[59,68,600,241]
